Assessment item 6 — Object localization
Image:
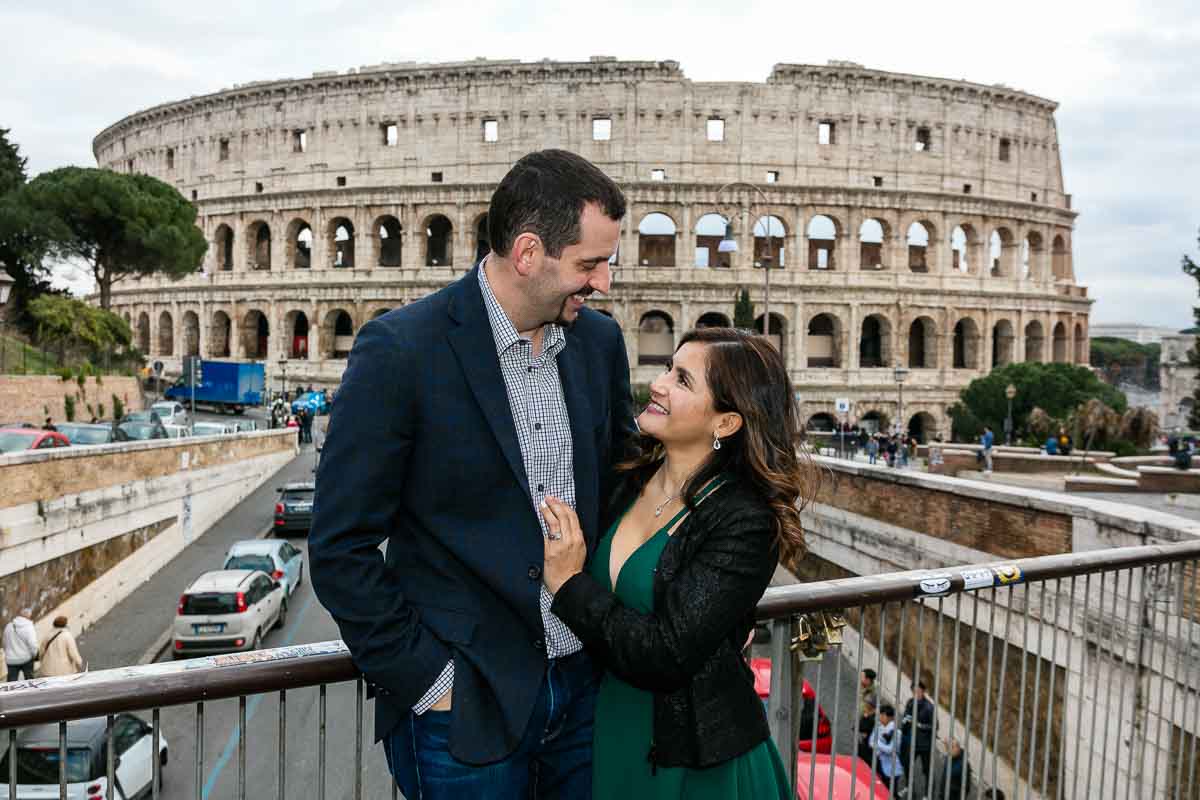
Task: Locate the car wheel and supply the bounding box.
[297,565,304,587]
[251,630,262,651]
[275,599,288,630]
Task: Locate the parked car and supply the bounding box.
[795,753,891,800]
[751,658,832,754]
[54,422,118,446]
[0,714,168,800]
[192,421,236,437]
[290,391,330,416]
[274,482,315,535]
[150,400,190,427]
[121,410,163,424]
[114,420,168,441]
[174,570,286,657]
[162,423,191,439]
[0,427,71,454]
[0,421,35,429]
[222,539,304,598]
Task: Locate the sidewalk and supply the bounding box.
[77,443,321,670]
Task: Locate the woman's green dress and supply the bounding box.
[589,490,792,800]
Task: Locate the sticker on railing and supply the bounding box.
[917,575,952,596]
[960,567,994,591]
[992,564,1025,586]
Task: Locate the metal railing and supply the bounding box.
[5,539,1200,799]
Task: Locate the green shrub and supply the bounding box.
[112,394,125,421]
[64,394,76,422]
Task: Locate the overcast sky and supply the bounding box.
[3,0,1197,328]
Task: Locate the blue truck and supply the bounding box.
[164,360,265,415]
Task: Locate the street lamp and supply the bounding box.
[1005,383,1017,445]
[0,265,13,374]
[715,182,775,339]
[278,356,288,400]
[893,365,909,436]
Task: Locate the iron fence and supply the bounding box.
[4,540,1200,799]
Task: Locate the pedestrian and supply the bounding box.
[861,668,880,711]
[3,608,38,682]
[302,407,314,444]
[858,693,878,764]
[887,436,899,468]
[980,425,995,473]
[37,616,84,677]
[42,417,56,431]
[930,738,972,800]
[1057,428,1072,456]
[310,149,636,798]
[870,704,904,792]
[1045,434,1058,455]
[867,437,879,465]
[900,681,935,787]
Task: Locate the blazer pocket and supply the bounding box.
[415,605,477,645]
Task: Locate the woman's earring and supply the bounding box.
[712,431,722,451]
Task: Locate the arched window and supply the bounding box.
[1052,235,1070,279]
[638,213,677,267]
[1053,322,1068,363]
[286,311,310,359]
[241,310,269,359]
[908,317,937,368]
[753,216,786,268]
[694,213,730,268]
[182,311,200,357]
[136,313,150,353]
[859,314,890,367]
[215,225,234,271]
[807,215,838,270]
[1023,232,1044,279]
[474,215,490,265]
[157,311,174,356]
[425,215,454,266]
[858,219,886,271]
[1025,321,1045,362]
[695,311,732,329]
[287,219,312,269]
[377,216,402,267]
[330,219,355,268]
[992,320,1015,367]
[210,311,231,358]
[807,314,840,367]
[953,318,980,369]
[951,225,977,273]
[990,228,1015,277]
[638,311,675,365]
[907,222,932,273]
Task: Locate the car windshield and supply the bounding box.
[284,489,315,503]
[152,405,175,416]
[0,746,93,784]
[117,422,158,440]
[224,555,274,573]
[58,426,111,445]
[124,411,156,422]
[0,431,39,452]
[181,592,240,615]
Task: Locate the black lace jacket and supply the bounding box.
[550,475,779,769]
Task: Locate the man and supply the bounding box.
[861,668,879,713]
[930,738,972,800]
[980,426,995,473]
[857,693,877,764]
[3,608,38,682]
[900,681,936,788]
[870,704,904,792]
[42,417,56,432]
[310,149,634,799]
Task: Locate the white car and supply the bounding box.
[0,714,168,800]
[150,401,190,427]
[162,423,191,439]
[222,539,304,599]
[173,570,287,658]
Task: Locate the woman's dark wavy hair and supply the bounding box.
[618,327,812,566]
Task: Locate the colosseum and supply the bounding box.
[93,57,1090,441]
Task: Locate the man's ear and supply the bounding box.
[510,232,542,277]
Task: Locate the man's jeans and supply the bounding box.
[6,661,33,682]
[384,651,598,800]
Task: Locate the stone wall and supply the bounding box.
[0,429,297,656]
[0,375,144,426]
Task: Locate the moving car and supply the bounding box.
[222,539,304,598]
[174,570,286,657]
[0,714,168,800]
[290,391,330,416]
[274,482,315,535]
[55,422,118,446]
[150,401,190,427]
[751,658,832,754]
[0,427,71,453]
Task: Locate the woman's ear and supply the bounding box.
[716,412,743,439]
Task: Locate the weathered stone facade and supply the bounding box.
[94,58,1091,440]
[1160,332,1196,430]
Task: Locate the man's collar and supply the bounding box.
[478,259,565,357]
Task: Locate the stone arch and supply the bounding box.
[638,311,675,365]
[951,224,980,273]
[992,319,1016,367]
[285,310,310,360]
[858,218,889,271]
[907,220,935,273]
[1053,321,1069,363]
[1052,234,1070,279]
[806,412,837,432]
[210,311,231,358]
[246,220,271,270]
[1074,322,1087,364]
[859,313,891,367]
[806,313,842,368]
[638,212,677,267]
[907,411,938,444]
[952,317,981,369]
[754,312,787,358]
[157,311,174,356]
[1023,231,1044,280]
[753,215,786,268]
[424,214,454,266]
[182,311,200,357]
[322,309,356,359]
[473,213,490,265]
[328,218,355,268]
[807,215,840,270]
[241,309,269,360]
[136,312,150,353]
[695,311,732,329]
[694,213,730,268]
[989,228,1017,277]
[371,308,393,320]
[908,316,937,368]
[215,224,234,271]
[286,218,313,269]
[1025,320,1045,363]
[374,215,403,267]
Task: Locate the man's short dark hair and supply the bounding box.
[913,681,926,691]
[488,149,626,259]
[863,669,877,681]
[879,704,896,718]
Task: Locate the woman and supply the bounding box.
[38,615,84,677]
[541,327,809,799]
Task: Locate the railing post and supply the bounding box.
[768,616,795,786]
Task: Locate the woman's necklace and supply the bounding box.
[654,467,681,517]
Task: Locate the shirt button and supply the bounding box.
[528,565,542,580]
[534,422,542,431]
[534,638,545,651]
[537,483,544,492]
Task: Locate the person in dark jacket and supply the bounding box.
[900,681,936,787]
[931,738,973,800]
[541,327,811,799]
[858,693,878,764]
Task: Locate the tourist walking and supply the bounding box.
[3,608,38,682]
[900,681,936,789]
[870,704,905,792]
[37,616,84,677]
[980,426,995,473]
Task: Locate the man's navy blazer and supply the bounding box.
[309,265,636,765]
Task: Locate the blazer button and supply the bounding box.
[528,565,542,580]
[534,638,545,651]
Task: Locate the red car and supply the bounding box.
[750,657,833,754]
[796,753,891,800]
[0,427,71,454]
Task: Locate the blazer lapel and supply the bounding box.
[446,269,530,493]
[558,334,598,546]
